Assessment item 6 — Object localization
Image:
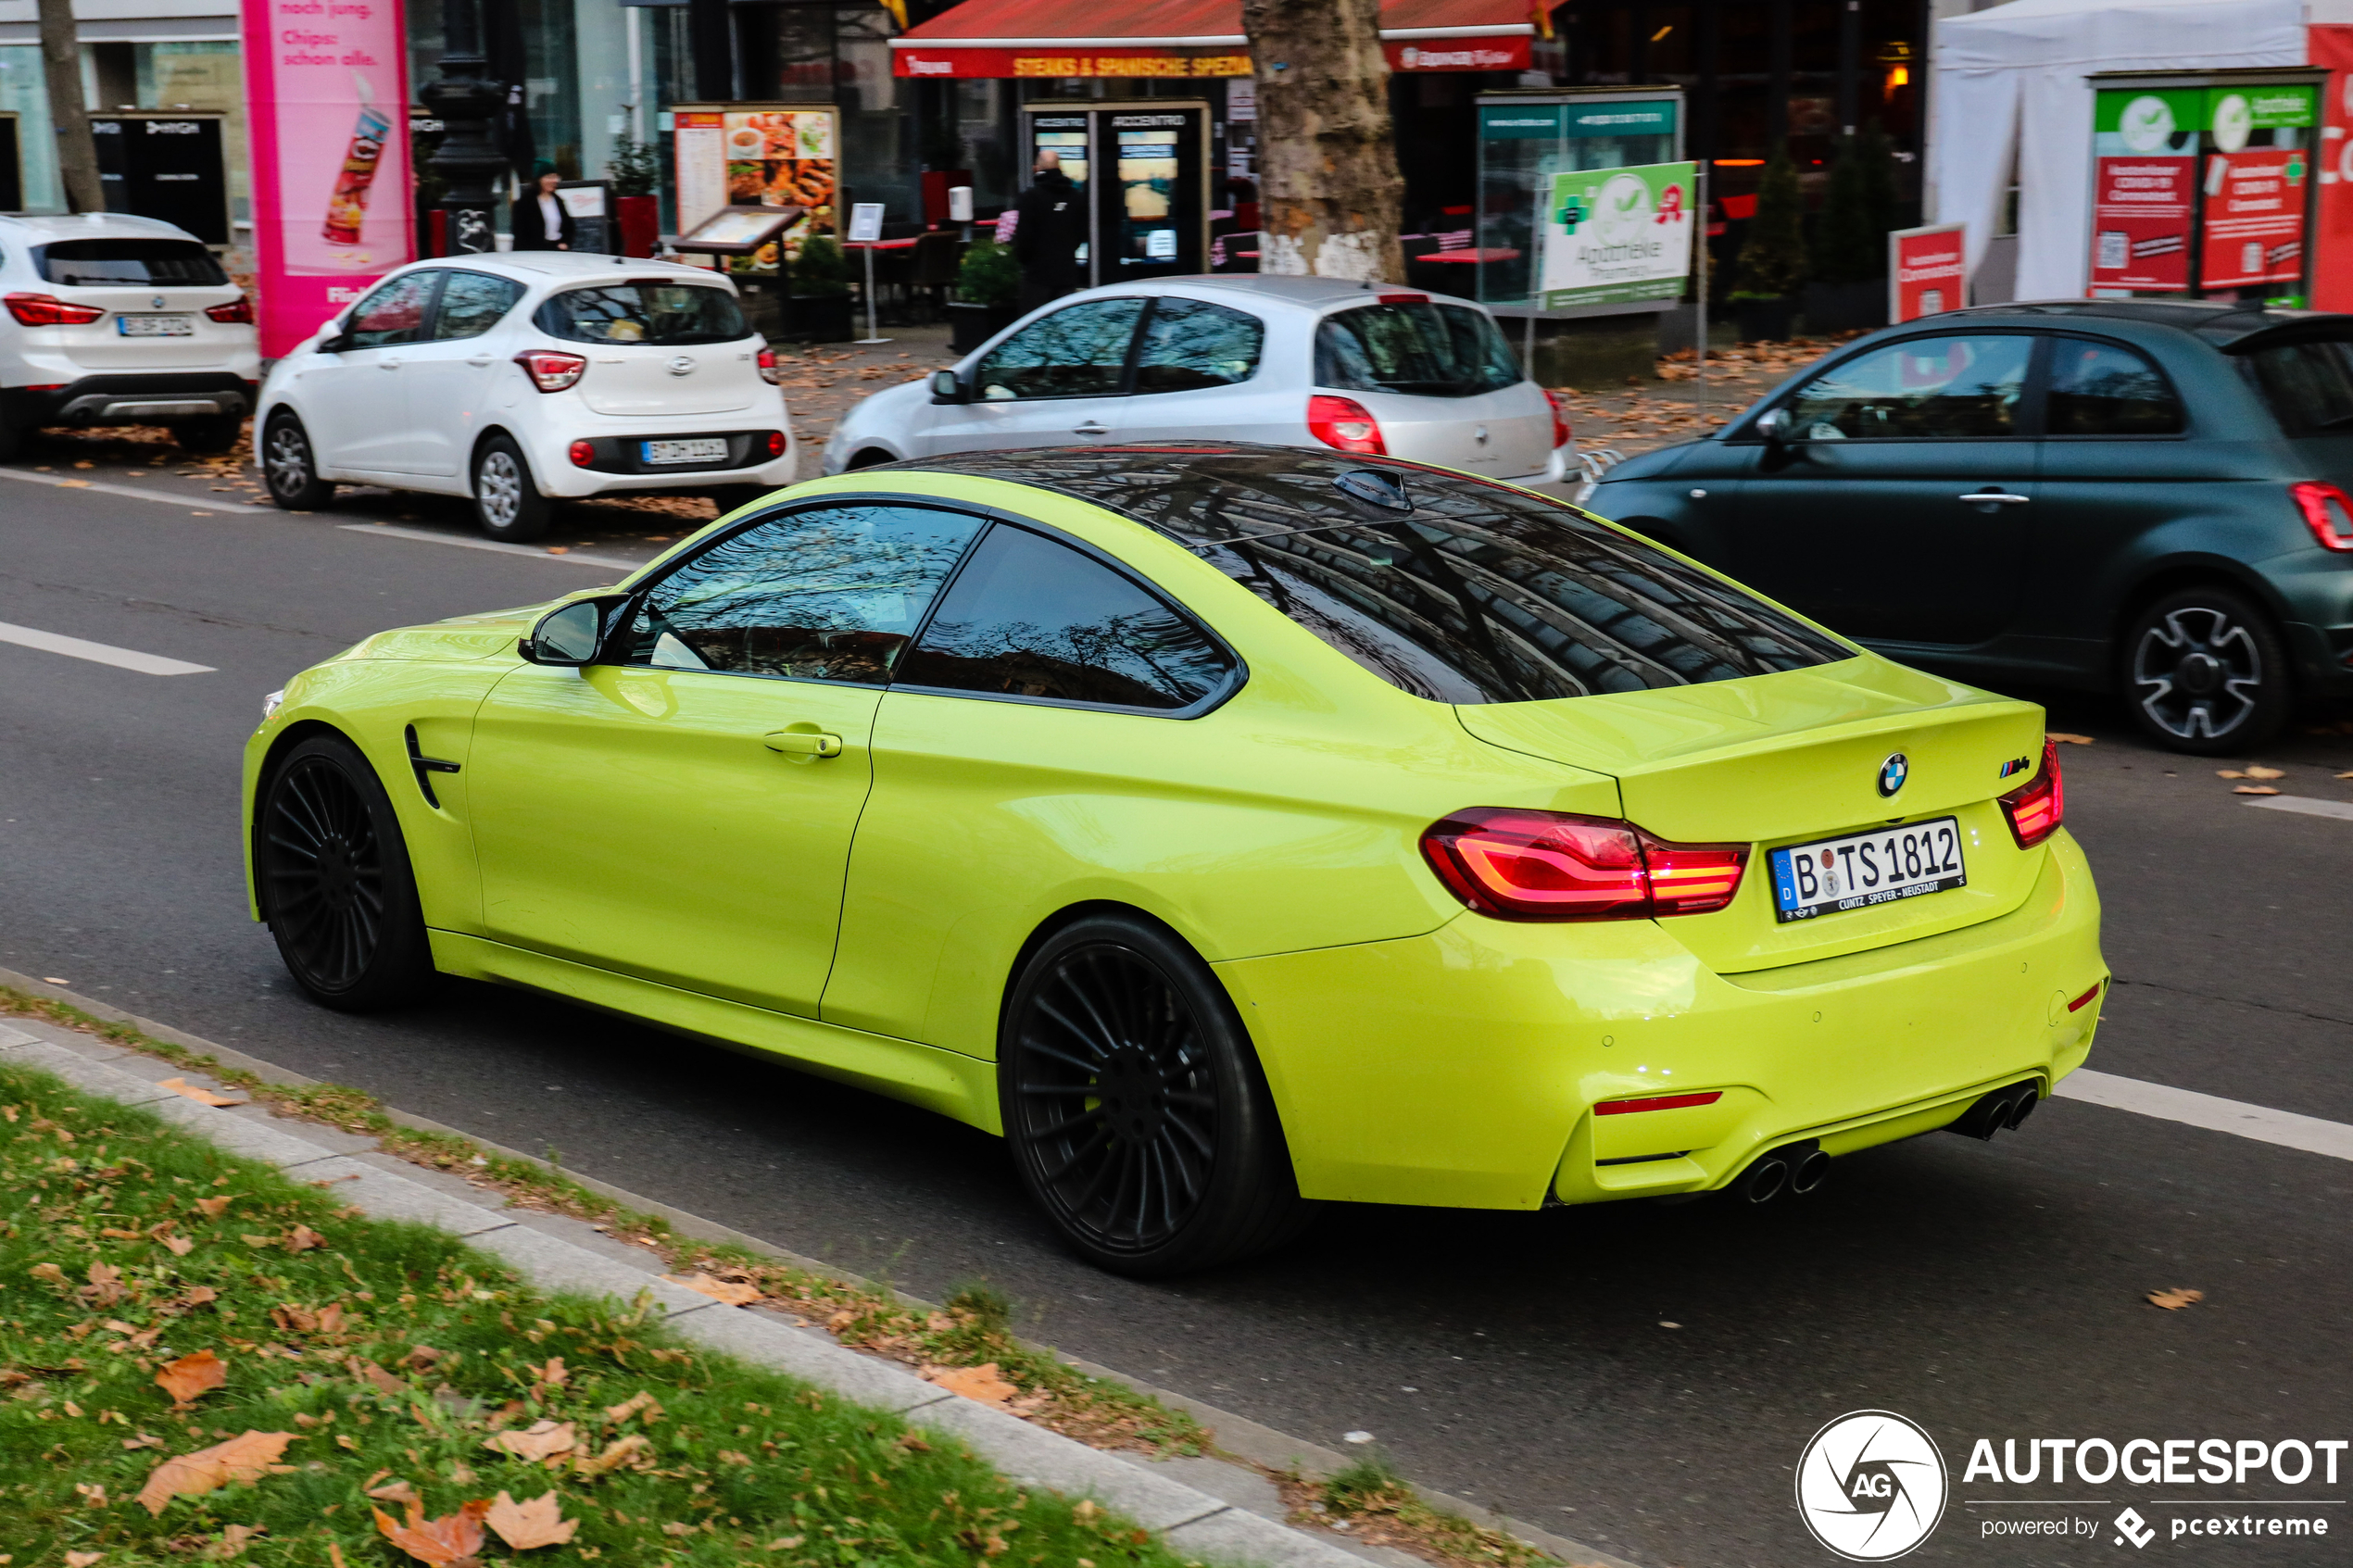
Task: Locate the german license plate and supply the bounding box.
[641,437,728,465]
[119,315,195,336]
[1768,816,1966,923]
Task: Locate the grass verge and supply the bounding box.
[1282,1457,1561,1568]
[0,1056,1202,1566]
[0,985,1208,1459]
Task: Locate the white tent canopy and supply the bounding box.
[1930,0,2310,302]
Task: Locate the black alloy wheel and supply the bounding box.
[258,735,433,1010]
[261,412,336,509]
[1000,914,1311,1276]
[2122,585,2290,755]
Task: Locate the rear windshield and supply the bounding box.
[891,447,1851,705]
[1316,302,1523,398]
[2241,337,2353,436]
[35,238,228,287]
[534,282,749,345]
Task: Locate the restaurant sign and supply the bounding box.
[895,48,1251,78]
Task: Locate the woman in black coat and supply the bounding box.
[510,161,573,251]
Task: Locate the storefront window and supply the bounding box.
[0,46,62,211]
[134,44,248,228]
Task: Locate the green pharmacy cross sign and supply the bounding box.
[1536,160,1697,309]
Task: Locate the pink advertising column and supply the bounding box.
[241,0,415,358]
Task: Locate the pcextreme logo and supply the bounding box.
[1796,1411,1950,1561]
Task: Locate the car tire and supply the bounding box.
[2120,584,2292,755]
[172,414,245,455]
[708,483,770,516]
[260,412,336,510]
[255,733,434,1012]
[845,447,896,470]
[472,433,552,543]
[999,913,1315,1277]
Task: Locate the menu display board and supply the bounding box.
[2089,157,2195,291]
[1533,160,1695,309]
[2200,148,2309,288]
[671,104,837,270]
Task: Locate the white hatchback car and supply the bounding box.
[0,212,260,460]
[824,275,1573,484]
[256,253,794,541]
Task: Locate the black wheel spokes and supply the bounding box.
[264,760,384,991]
[2134,608,2260,739]
[1015,945,1219,1254]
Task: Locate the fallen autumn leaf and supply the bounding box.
[662,1272,761,1306]
[2047,733,2094,745]
[134,1430,296,1514]
[481,1420,577,1462]
[926,1362,1019,1407]
[2147,1287,2205,1311]
[157,1077,246,1108]
[374,1497,491,1566]
[2243,765,2284,780]
[154,1348,228,1404]
[485,1489,579,1549]
[2233,785,2280,796]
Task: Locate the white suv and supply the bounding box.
[0,212,260,459]
[255,253,795,541]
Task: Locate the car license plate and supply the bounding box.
[118,315,195,337]
[641,437,728,465]
[1768,816,1966,923]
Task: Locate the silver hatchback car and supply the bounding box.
[824,275,1574,484]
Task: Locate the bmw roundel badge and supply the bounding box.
[1877,753,1909,797]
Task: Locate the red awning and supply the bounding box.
[892,0,1534,75]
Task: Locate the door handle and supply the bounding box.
[763,729,843,758]
[1073,420,1109,435]
[467,356,496,367]
[379,356,402,370]
[1959,490,2030,506]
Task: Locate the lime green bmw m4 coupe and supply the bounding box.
[243,445,2106,1274]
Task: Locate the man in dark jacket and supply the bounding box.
[1011,151,1088,311]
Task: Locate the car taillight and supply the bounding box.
[1997,738,2066,848]
[205,295,255,324]
[1307,394,1385,455]
[6,292,106,327]
[1544,387,1573,449]
[2290,481,2353,552]
[1420,808,1749,921]
[514,349,588,393]
[758,345,786,386]
[761,430,787,458]
[568,439,597,467]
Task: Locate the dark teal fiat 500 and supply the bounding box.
[1586,300,2353,753]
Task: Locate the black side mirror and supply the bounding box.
[520,595,629,666]
[929,369,967,405]
[1754,407,1793,445]
[319,333,352,355]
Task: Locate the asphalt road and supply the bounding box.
[4,466,2349,1568]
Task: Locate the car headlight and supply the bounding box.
[262,688,284,721]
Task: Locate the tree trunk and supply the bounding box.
[37,0,104,214]
[1241,0,1403,283]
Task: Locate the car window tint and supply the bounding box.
[2242,336,2353,437]
[2046,339,2182,434]
[894,449,1852,705]
[1782,334,2035,439]
[431,270,525,341]
[895,524,1235,710]
[1315,302,1521,398]
[623,505,983,684]
[341,272,440,348]
[34,238,228,287]
[1133,298,1264,393]
[535,282,749,345]
[975,297,1148,401]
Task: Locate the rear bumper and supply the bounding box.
[524,420,798,499]
[1215,829,2105,1210]
[2,371,258,428]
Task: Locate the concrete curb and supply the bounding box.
[0,968,1639,1568]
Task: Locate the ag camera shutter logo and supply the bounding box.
[1795,1410,1948,1561]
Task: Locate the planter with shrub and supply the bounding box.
[949,238,1023,353]
[787,235,854,344]
[1730,147,1806,342]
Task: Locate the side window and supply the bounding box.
[341,272,440,348]
[623,504,984,684]
[1780,334,2036,440]
[975,297,1147,401]
[2046,338,2183,435]
[1132,298,1265,393]
[431,271,525,341]
[894,524,1236,711]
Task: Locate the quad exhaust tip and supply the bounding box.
[1947,1082,2042,1142]
[1736,1140,1827,1204]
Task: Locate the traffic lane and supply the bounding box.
[40,965,2333,1568]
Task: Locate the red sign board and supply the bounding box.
[2088,157,2193,291]
[2311,25,2353,312]
[1889,223,1966,323]
[1384,36,1530,71]
[2200,149,2309,289]
[891,35,1527,77]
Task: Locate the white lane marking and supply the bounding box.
[337,522,645,572]
[2245,794,2353,822]
[0,464,269,514]
[0,619,214,675]
[2057,1068,2353,1163]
